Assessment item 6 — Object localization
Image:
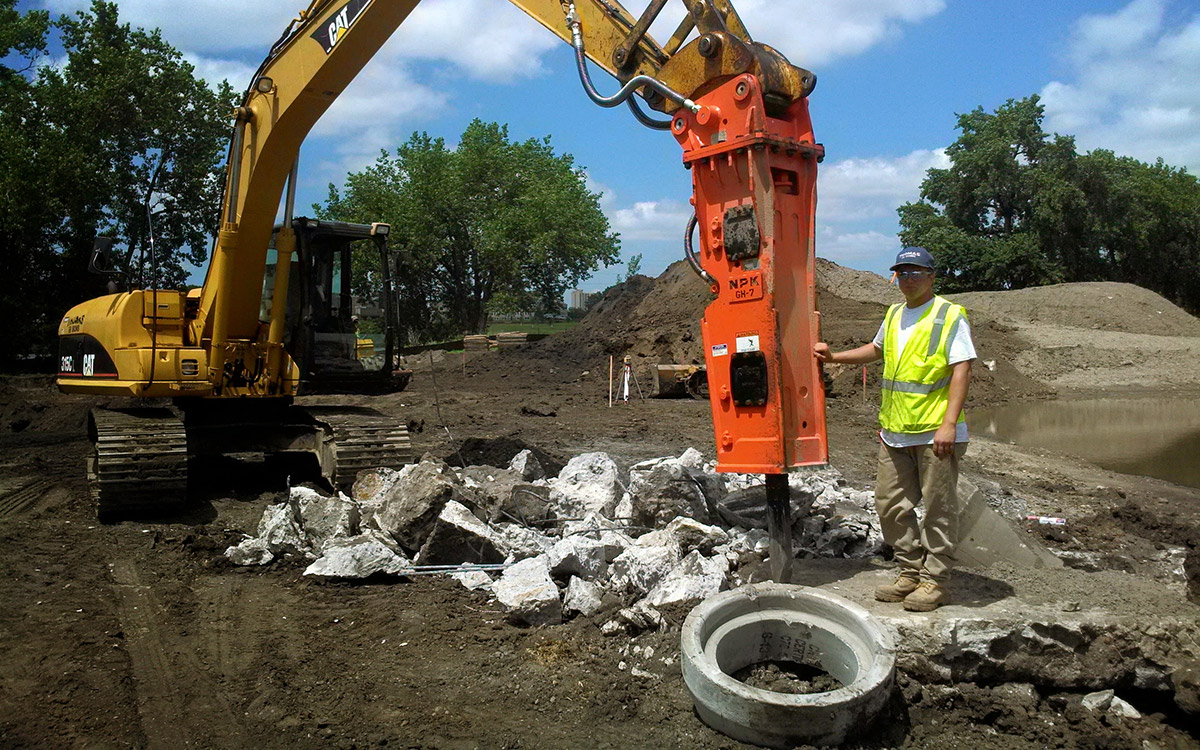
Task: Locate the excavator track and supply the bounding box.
[88,408,188,520]
[307,409,412,489]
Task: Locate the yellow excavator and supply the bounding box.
[57,0,827,538]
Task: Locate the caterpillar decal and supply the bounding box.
[311,0,374,54]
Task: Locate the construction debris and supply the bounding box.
[225,446,1071,630]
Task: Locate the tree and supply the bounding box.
[320,120,619,340]
[0,1,235,362]
[899,95,1200,312]
[623,253,643,281]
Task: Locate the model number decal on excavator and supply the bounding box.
[727,273,763,302]
[312,0,373,54]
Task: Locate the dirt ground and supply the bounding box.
[1,261,1198,748]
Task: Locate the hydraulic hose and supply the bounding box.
[626,96,673,130]
[566,4,700,115]
[685,214,716,285]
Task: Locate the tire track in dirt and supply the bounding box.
[0,477,55,519]
[109,559,249,748]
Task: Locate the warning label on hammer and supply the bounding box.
[736,335,760,353]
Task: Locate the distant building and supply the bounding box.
[570,289,601,310]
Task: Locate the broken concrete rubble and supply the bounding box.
[416,500,505,565]
[294,486,359,551]
[563,576,603,617]
[626,448,714,527]
[548,452,622,517]
[547,535,608,581]
[371,459,463,551]
[609,543,681,596]
[224,445,1094,656]
[492,556,562,626]
[508,448,547,481]
[643,550,729,607]
[303,533,411,579]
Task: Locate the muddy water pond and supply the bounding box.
[973,397,1200,489]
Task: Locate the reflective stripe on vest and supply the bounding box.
[878,297,967,434]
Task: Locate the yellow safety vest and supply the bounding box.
[879,296,968,434]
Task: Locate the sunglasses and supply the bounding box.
[895,269,932,279]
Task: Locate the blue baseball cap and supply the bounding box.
[890,247,935,271]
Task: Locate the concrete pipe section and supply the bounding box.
[681,583,896,748]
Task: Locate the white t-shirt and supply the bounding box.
[871,298,976,447]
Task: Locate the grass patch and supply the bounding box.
[486,321,576,335]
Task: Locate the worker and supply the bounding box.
[813,247,975,611]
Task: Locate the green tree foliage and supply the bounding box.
[320,119,619,341]
[899,95,1200,312]
[0,1,235,361]
[623,252,643,281]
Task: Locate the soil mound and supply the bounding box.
[534,261,711,367]
[955,282,1200,337]
[815,258,900,306]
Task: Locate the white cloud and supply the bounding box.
[818,227,899,269]
[394,0,561,81]
[814,149,947,273]
[42,0,944,81]
[713,0,945,67]
[818,149,947,223]
[1041,0,1200,172]
[39,0,300,52]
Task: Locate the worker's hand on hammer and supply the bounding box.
[933,423,957,457]
[813,342,832,363]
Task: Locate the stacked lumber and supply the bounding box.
[463,335,490,352]
[495,331,528,350]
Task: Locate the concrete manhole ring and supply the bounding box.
[681,582,897,748]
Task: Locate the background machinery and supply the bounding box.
[56,0,828,576]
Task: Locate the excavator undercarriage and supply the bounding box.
[88,403,411,519]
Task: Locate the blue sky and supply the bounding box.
[24,0,1200,290]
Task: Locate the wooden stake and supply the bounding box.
[862,365,867,404]
[608,355,614,408]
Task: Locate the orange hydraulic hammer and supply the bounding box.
[672,74,828,581]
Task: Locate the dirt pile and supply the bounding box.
[535,262,711,368]
[956,282,1200,337]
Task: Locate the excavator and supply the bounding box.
[56,0,827,580]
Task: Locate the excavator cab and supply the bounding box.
[260,217,410,394]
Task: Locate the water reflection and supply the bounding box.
[973,398,1200,489]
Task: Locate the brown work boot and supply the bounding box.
[874,572,920,602]
[903,580,948,611]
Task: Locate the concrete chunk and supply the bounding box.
[255,499,313,559]
[351,466,410,510]
[547,536,609,581]
[225,536,274,566]
[450,565,495,592]
[416,500,505,565]
[371,459,462,552]
[293,486,359,551]
[627,450,714,527]
[644,550,730,607]
[562,514,634,562]
[508,449,547,481]
[610,543,681,596]
[302,534,411,578]
[493,556,562,626]
[563,576,603,617]
[663,517,729,555]
[492,523,555,561]
[549,452,622,518]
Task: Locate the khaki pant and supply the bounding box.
[874,442,967,582]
